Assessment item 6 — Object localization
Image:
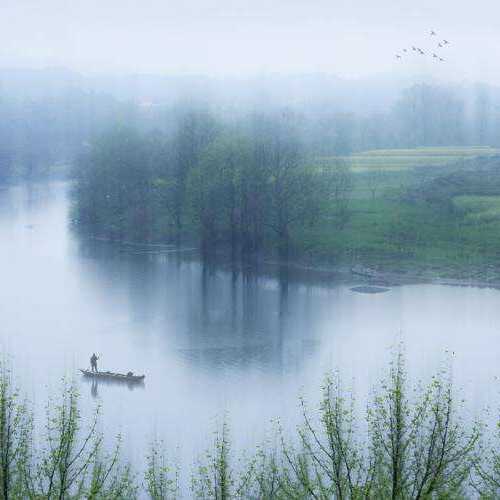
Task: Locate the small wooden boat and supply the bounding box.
[79,369,145,383]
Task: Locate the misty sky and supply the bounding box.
[1,0,499,82]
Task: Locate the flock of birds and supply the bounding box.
[396,30,450,62]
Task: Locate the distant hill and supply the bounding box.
[408,155,500,206]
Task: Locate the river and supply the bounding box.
[0,181,499,475]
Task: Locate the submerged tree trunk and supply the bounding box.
[200,212,217,259]
[278,223,290,261]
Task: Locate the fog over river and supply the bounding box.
[0,181,499,470]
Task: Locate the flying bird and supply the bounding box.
[438,43,443,48]
[443,39,450,45]
[439,57,445,62]
[396,54,402,59]
[432,53,438,58]
[430,30,437,36]
[403,48,408,52]
[412,46,417,51]
[418,48,425,55]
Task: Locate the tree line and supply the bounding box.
[73,110,353,260]
[2,75,500,185]
[0,88,136,184]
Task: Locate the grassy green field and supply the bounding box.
[319,146,500,172]
[299,147,500,277]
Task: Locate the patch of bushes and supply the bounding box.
[0,349,499,498]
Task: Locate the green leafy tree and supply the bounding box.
[187,133,252,256]
[74,128,152,241]
[144,441,178,499]
[369,349,479,499]
[19,383,135,499]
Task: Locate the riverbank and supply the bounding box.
[74,147,500,289]
[350,263,500,289]
[82,230,500,291]
[293,153,500,285]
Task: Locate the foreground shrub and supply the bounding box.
[191,422,255,499]
[472,417,500,498]
[144,441,178,499]
[256,349,479,499]
[368,350,479,498]
[0,350,492,498]
[17,383,136,499]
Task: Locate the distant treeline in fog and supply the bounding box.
[2,69,500,184]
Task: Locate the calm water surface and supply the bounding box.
[1,181,499,470]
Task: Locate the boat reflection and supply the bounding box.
[81,375,146,399]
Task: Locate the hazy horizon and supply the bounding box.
[2,0,500,84]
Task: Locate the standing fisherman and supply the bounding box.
[90,353,99,373]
